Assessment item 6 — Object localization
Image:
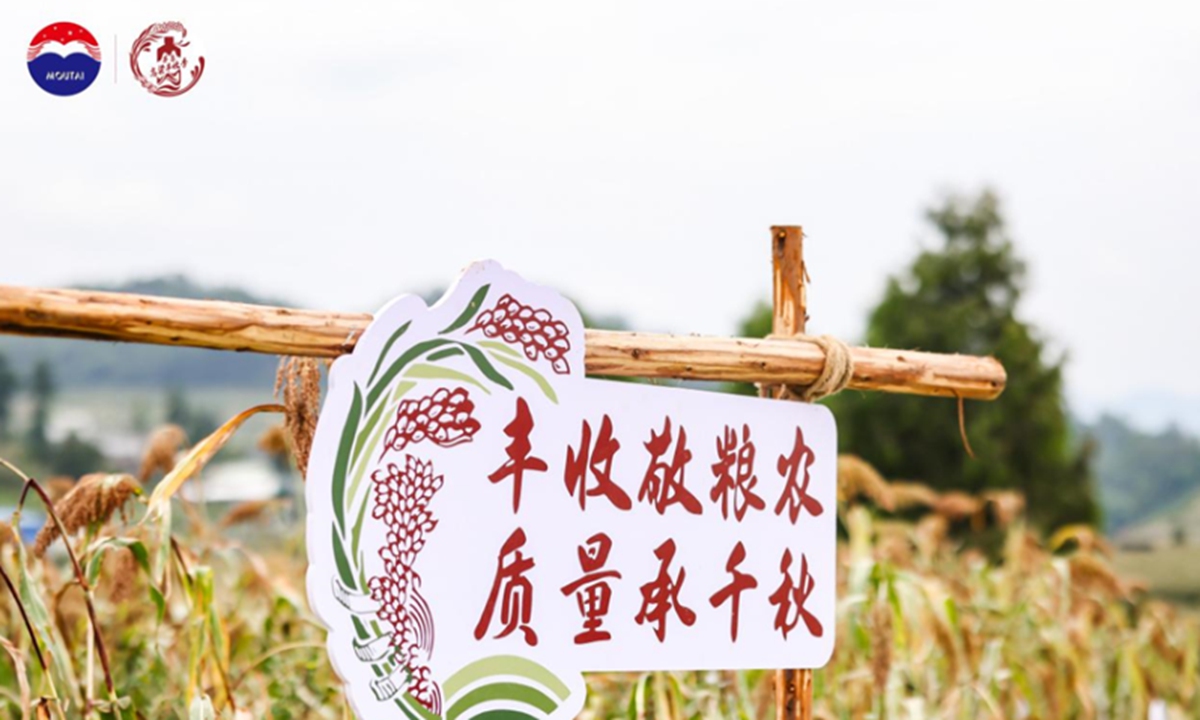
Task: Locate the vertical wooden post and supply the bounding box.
[764,226,813,720]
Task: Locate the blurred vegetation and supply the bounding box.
[25,361,54,461]
[0,355,15,440]
[0,361,108,494]
[164,387,219,444]
[50,435,106,480]
[1,423,1196,719]
[734,190,1100,531]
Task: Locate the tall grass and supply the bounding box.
[0,416,1196,719]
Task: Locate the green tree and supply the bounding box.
[0,353,16,439]
[841,190,1097,528]
[26,360,55,460]
[732,190,1098,529]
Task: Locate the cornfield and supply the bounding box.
[0,407,1196,720]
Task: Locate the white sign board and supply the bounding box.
[307,261,836,720]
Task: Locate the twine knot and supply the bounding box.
[767,333,855,402]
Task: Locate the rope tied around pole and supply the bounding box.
[765,334,855,403]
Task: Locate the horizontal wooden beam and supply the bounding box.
[0,285,1005,400]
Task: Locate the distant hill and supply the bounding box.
[1113,486,1200,550]
[1089,414,1200,532]
[0,275,290,388]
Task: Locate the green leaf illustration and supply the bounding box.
[487,351,558,404]
[446,683,557,720]
[428,347,466,362]
[332,384,364,532]
[443,655,571,701]
[332,525,356,589]
[458,343,514,391]
[350,391,392,469]
[399,692,442,720]
[368,339,456,408]
[369,320,413,385]
[478,340,520,357]
[439,284,491,335]
[405,363,491,394]
[443,655,572,720]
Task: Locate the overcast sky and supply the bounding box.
[2,1,1197,430]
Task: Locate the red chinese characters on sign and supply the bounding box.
[468,409,827,654]
[634,539,696,642]
[475,528,539,645]
[638,419,702,516]
[564,415,631,511]
[767,549,823,639]
[708,541,758,642]
[709,424,765,521]
[489,397,548,513]
[774,427,824,524]
[560,533,622,644]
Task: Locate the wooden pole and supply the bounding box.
[0,285,1006,399]
[764,226,812,720]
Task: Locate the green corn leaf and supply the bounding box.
[188,694,215,720]
[13,541,80,707]
[85,536,152,587]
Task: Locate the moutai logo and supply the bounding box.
[27,22,102,96]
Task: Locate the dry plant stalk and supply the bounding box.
[869,600,893,695]
[6,468,122,706]
[3,434,1198,718]
[1069,553,1126,598]
[888,481,940,510]
[33,473,141,557]
[256,424,290,458]
[837,454,894,510]
[139,424,188,482]
[42,476,76,502]
[103,546,141,604]
[275,357,322,478]
[0,636,32,716]
[933,491,982,522]
[982,489,1026,528]
[915,514,950,561]
[219,499,276,529]
[1049,524,1114,557]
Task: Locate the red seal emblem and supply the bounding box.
[129,22,205,97]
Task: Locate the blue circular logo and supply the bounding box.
[27,22,102,96]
